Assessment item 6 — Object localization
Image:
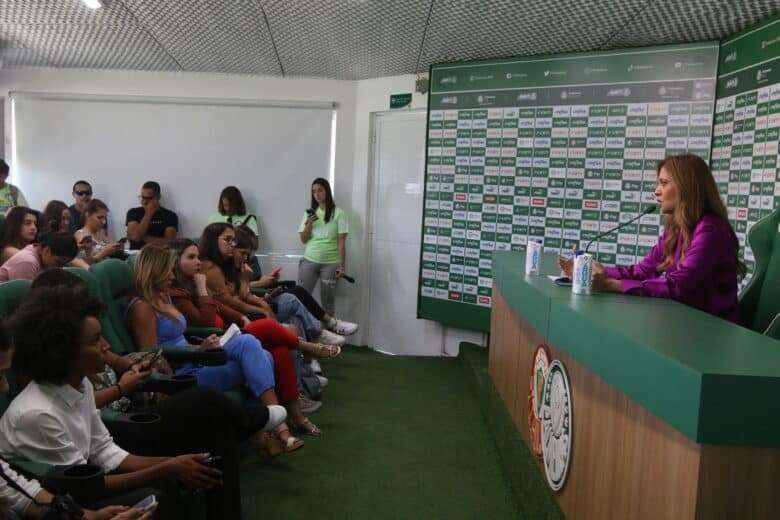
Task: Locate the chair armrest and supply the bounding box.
[9,459,105,505]
[765,312,780,340]
[142,345,227,366]
[102,412,162,454]
[141,373,198,394]
[186,326,224,337]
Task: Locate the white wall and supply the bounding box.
[351,75,487,355]
[0,68,486,352]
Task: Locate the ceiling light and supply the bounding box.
[82,0,111,8]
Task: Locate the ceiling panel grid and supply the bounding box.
[263,0,432,79]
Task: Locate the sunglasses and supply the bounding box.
[74,190,93,196]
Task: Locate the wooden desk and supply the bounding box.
[489,251,780,519]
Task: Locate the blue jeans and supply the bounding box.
[274,293,321,341]
[176,334,275,398]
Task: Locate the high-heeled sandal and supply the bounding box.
[290,417,322,436]
[276,429,304,452]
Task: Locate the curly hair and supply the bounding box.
[11,285,105,384]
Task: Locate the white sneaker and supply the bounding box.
[310,359,322,374]
[315,329,345,346]
[316,374,328,388]
[327,318,358,336]
[262,405,288,432]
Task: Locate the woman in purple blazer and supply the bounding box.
[559,154,744,323]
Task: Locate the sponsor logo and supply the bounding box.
[542,360,572,492]
[724,50,737,63]
[757,68,771,82]
[440,75,457,85]
[584,67,607,75]
[606,87,631,97]
[725,78,738,89]
[517,92,538,101]
[440,96,459,104]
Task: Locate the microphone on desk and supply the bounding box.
[585,204,657,254]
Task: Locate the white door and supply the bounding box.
[367,110,444,355]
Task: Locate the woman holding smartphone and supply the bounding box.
[298,178,354,322]
[74,199,123,264]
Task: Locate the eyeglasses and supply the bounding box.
[74,190,93,196]
[138,195,157,202]
[221,236,238,245]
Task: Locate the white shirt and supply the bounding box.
[0,459,42,515]
[0,378,129,474]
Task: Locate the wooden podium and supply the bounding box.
[488,251,780,519]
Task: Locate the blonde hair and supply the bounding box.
[133,243,178,316]
[656,154,742,275]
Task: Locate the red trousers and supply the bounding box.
[242,319,300,402]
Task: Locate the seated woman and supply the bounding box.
[198,223,344,346]
[74,199,124,264]
[0,318,148,520]
[170,239,340,434]
[126,243,306,451]
[0,231,78,281]
[207,186,259,236]
[30,268,286,460]
[0,285,222,519]
[558,154,743,323]
[235,224,357,336]
[0,206,39,264]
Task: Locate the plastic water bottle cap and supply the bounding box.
[575,250,584,256]
[536,239,543,244]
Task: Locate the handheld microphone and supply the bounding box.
[585,204,657,254]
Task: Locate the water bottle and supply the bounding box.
[525,239,543,275]
[572,251,593,295]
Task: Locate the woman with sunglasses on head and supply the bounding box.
[558,154,744,322]
[169,238,331,436]
[74,199,124,264]
[236,225,358,337]
[0,207,39,265]
[126,243,305,452]
[198,223,345,348]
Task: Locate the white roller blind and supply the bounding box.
[10,92,334,254]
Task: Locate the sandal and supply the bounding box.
[278,433,304,452]
[315,344,341,358]
[290,417,322,437]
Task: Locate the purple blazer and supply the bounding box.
[604,215,739,323]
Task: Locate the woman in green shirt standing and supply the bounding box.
[298,178,350,317]
[207,186,259,235]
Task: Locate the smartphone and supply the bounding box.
[305,208,318,221]
[145,349,163,365]
[203,455,224,469]
[271,266,283,278]
[131,494,157,513]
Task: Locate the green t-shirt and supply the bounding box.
[298,207,349,264]
[0,184,28,217]
[207,212,259,237]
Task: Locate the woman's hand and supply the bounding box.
[336,265,346,278]
[557,255,574,278]
[257,275,275,288]
[78,235,94,252]
[164,454,222,489]
[194,272,209,295]
[239,315,252,327]
[199,334,221,350]
[118,367,152,395]
[304,213,317,227]
[82,505,131,520]
[591,261,622,293]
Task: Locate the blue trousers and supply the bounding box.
[274,293,321,341]
[176,333,275,398]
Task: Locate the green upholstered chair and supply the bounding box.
[739,206,780,339]
[0,279,32,317]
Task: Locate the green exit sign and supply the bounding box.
[390,93,412,109]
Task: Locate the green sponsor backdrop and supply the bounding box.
[418,42,720,332]
[714,14,780,288]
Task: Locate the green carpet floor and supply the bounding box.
[239,344,563,519]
